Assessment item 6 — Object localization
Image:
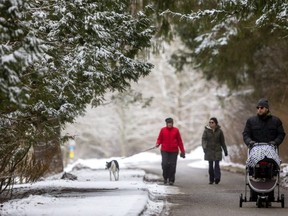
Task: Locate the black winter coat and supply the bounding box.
[202,125,228,161]
[242,113,285,146]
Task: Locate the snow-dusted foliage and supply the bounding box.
[180,1,286,54]
[0,0,45,106]
[22,0,154,122]
[63,38,245,160]
[0,0,154,189]
[157,1,288,164]
[62,1,288,166]
[162,1,288,90]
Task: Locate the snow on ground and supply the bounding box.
[0,169,151,216]
[0,149,180,216]
[0,146,287,216]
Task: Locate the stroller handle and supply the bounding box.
[254,142,271,145]
[248,142,279,154]
[250,142,278,148]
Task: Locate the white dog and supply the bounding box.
[106,160,119,181]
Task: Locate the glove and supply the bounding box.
[269,141,276,146]
[155,144,160,148]
[248,141,255,148]
[203,149,207,154]
[225,152,228,156]
[180,152,185,158]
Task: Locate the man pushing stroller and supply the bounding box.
[243,98,286,204]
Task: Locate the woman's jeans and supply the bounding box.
[209,160,220,182]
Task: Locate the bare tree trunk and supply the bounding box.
[33,124,63,178]
[119,104,127,157]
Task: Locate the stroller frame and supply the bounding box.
[239,143,285,208]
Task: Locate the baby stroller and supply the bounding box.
[239,143,285,208]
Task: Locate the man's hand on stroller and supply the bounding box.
[248,141,255,148]
[269,141,276,146]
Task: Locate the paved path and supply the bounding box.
[141,159,288,216]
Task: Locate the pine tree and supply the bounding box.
[163,1,288,100]
[0,0,154,190]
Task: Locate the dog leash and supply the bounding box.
[120,146,157,160]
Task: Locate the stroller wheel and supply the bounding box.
[265,197,269,208]
[281,194,285,208]
[239,194,243,208]
[256,197,262,208]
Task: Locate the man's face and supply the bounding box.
[257,106,269,116]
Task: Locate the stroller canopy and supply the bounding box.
[246,144,281,168]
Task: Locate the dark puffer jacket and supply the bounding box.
[243,113,285,146]
[202,125,228,161]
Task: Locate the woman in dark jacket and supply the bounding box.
[202,117,228,184]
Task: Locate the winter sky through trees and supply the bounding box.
[63,38,244,162]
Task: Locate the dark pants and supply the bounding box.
[161,151,178,183]
[208,160,221,182]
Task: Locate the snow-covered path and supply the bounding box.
[0,152,180,216]
[1,147,287,216]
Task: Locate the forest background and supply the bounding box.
[1,0,288,191]
[65,0,288,165]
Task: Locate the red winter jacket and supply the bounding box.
[156,126,185,153]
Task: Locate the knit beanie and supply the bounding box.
[257,98,269,109]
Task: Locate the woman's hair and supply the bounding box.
[210,117,218,125]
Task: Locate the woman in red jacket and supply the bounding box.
[156,118,185,185]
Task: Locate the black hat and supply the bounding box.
[257,98,269,109]
[165,117,173,123]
